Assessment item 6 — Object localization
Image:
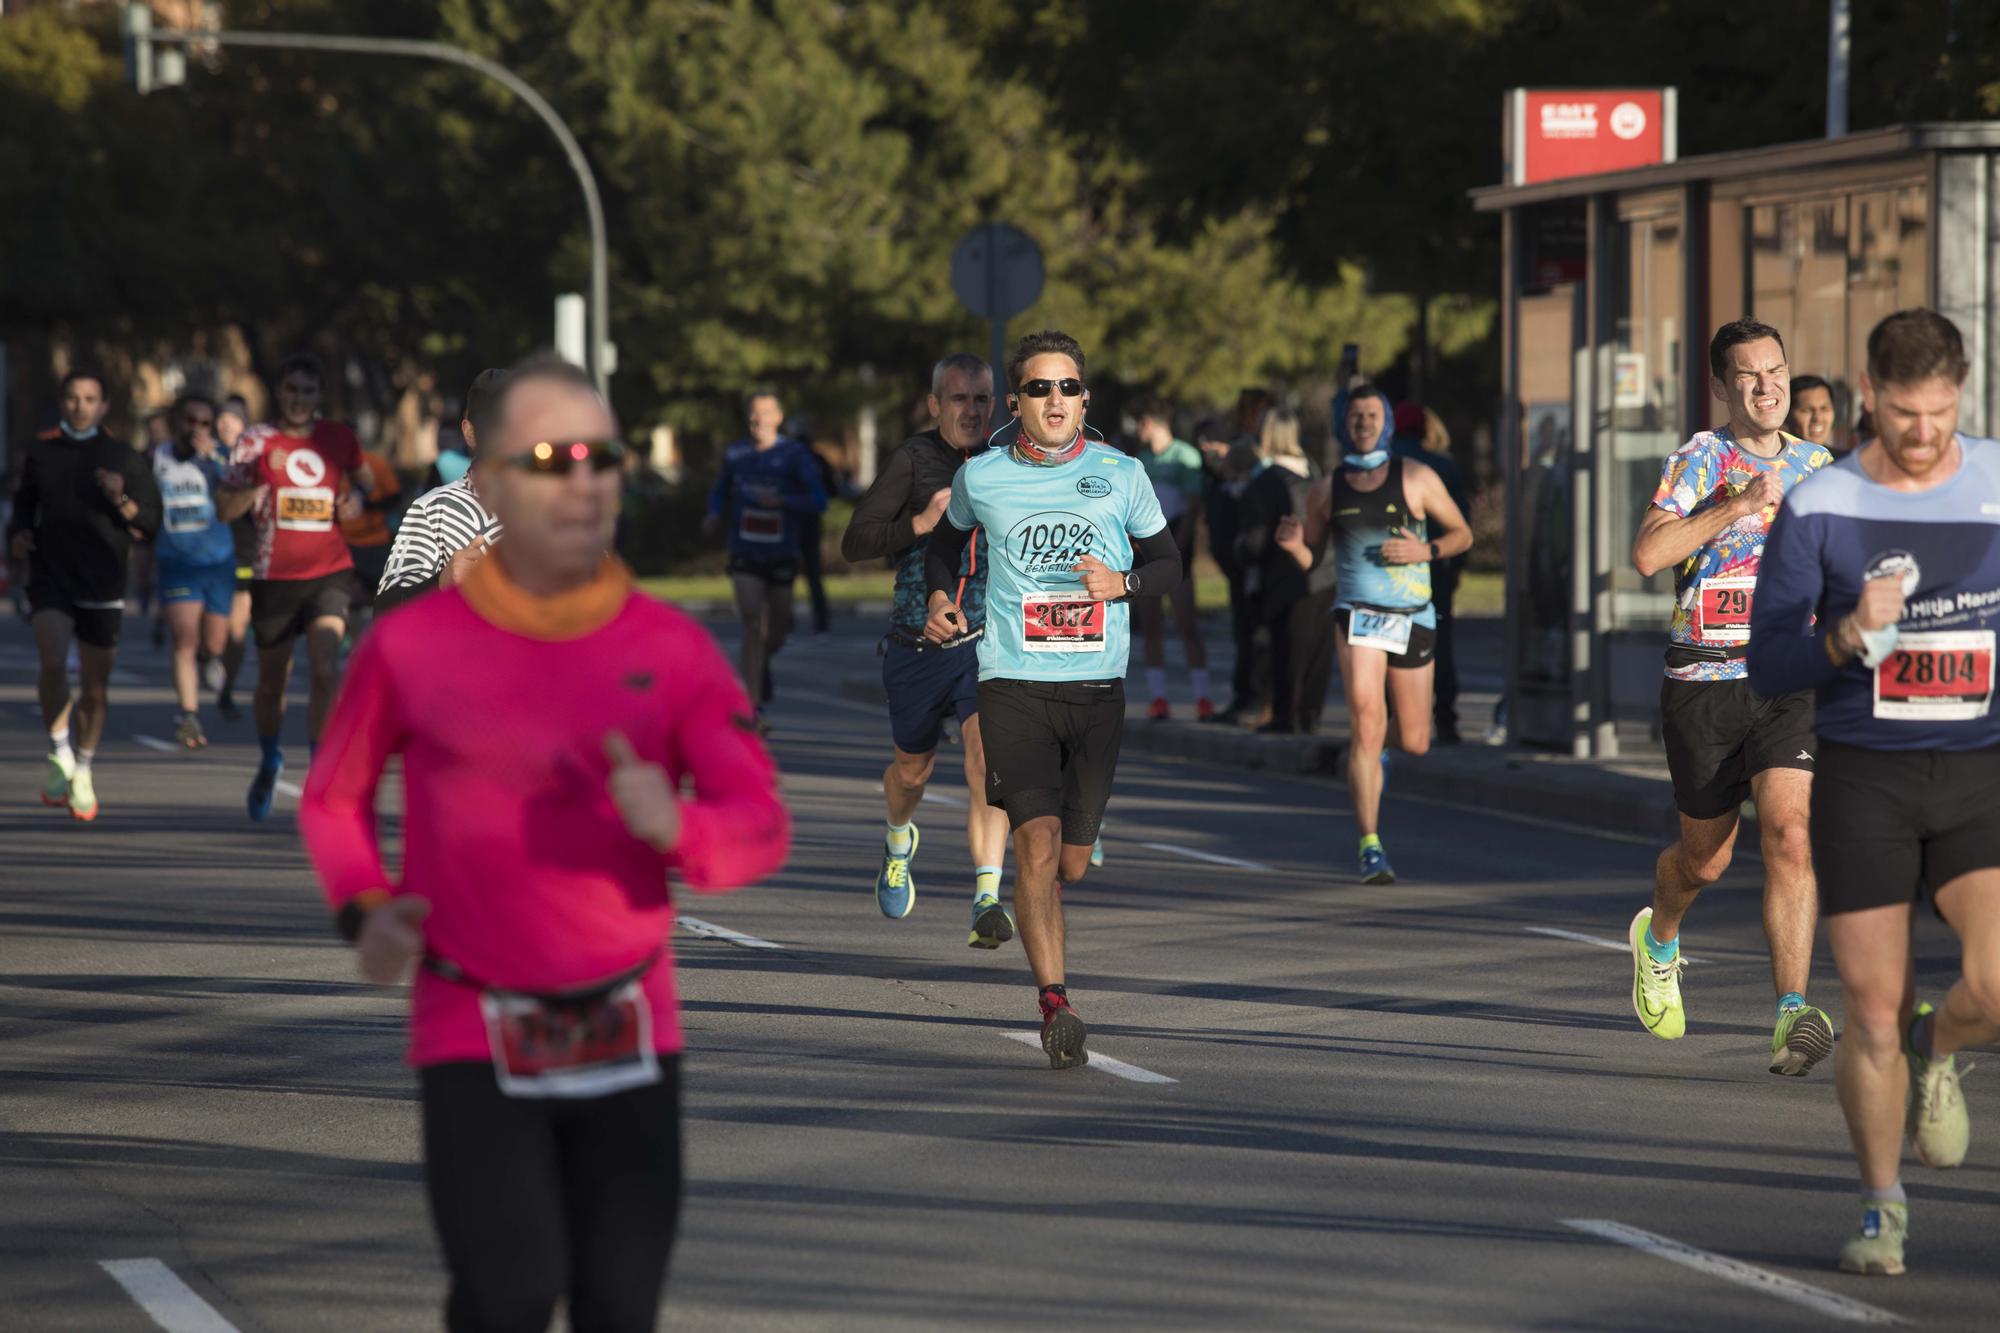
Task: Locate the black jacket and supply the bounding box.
[7,428,162,602]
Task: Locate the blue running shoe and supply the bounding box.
[1089,834,1105,868]
[876,824,917,919]
[247,756,284,823]
[1359,843,1395,884]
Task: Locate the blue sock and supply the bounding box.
[1777,991,1806,1019]
[1644,928,1679,963]
[258,734,283,768]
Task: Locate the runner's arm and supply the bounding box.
[299,633,408,929]
[1410,462,1472,560]
[784,448,829,514]
[374,497,444,615]
[1746,505,1843,695]
[840,448,921,561]
[705,457,733,519]
[119,451,163,541]
[923,518,974,600]
[1125,526,1180,596]
[664,633,791,891]
[1631,501,1751,578]
[213,483,260,522]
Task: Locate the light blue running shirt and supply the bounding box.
[947,440,1167,682]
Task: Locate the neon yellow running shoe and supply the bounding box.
[41,751,73,807]
[1908,1003,1970,1169]
[67,765,98,822]
[1837,1199,1907,1276]
[1770,1004,1834,1077]
[1628,907,1685,1040]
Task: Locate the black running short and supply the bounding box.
[977,677,1124,845]
[1334,607,1437,669]
[250,572,352,650]
[727,554,798,586]
[1660,678,1815,820]
[1813,740,2000,916]
[27,584,122,649]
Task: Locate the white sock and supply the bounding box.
[1145,667,1167,699]
[886,820,914,855]
[49,729,73,764]
[75,748,94,773]
[1190,668,1212,699]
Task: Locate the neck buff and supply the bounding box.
[1012,429,1087,468]
[59,422,97,441]
[1343,449,1389,470]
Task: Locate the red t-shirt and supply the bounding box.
[231,420,362,581]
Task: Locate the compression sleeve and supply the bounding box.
[1128,526,1180,596]
[840,447,921,561]
[1746,504,1841,697]
[925,519,974,601]
[299,631,407,914]
[663,630,792,892]
[121,448,163,541]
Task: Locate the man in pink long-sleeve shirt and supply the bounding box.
[301,353,788,1333]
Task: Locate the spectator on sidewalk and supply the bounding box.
[1392,402,1470,744]
[1198,419,1265,725]
[1131,395,1212,721]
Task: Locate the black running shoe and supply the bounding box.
[1038,991,1089,1070]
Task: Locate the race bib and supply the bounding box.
[1696,575,1755,643]
[1348,606,1415,654]
[480,978,661,1100]
[1022,591,1106,653]
[1873,630,1995,722]
[165,501,213,535]
[738,507,784,543]
[276,486,335,531]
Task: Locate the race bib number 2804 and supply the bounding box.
[1874,630,1995,722]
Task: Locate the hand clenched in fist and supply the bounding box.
[604,730,681,853]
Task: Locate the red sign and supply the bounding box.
[1507,89,1675,186]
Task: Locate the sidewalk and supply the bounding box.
[833,611,1690,841]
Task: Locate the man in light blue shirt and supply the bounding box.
[923,330,1180,1071]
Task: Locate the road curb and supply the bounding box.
[836,671,1683,839]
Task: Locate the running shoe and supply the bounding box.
[1147,697,1171,722]
[201,657,225,694]
[968,895,1014,949]
[1359,843,1395,885]
[1907,1003,1970,1169]
[1837,1200,1908,1276]
[1039,990,1089,1070]
[1194,697,1215,722]
[41,751,73,807]
[1770,1003,1834,1077]
[875,824,917,919]
[174,713,208,750]
[68,766,98,822]
[1627,906,1685,1040]
[247,756,284,823]
[1090,835,1105,868]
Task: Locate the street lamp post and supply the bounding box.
[128,13,613,394]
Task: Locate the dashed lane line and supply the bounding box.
[1000,1031,1177,1084]
[678,916,783,950]
[1138,840,1270,873]
[1561,1220,1905,1325]
[131,734,304,797]
[1523,925,1706,965]
[98,1258,239,1333]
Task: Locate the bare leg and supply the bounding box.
[31,610,75,735]
[219,589,250,699]
[960,716,1009,872]
[1336,626,1391,835]
[1384,661,1435,758]
[303,617,345,744]
[1750,767,1817,998]
[1648,811,1739,944]
[766,582,796,660]
[253,636,297,740]
[1013,816,1066,987]
[72,643,116,754]
[1931,869,2000,1058]
[883,747,935,828]
[730,574,769,703]
[166,600,204,713]
[1827,905,1917,1190]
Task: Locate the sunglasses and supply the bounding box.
[503,439,628,475]
[1017,378,1085,399]
[183,416,215,429]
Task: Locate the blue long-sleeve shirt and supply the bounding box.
[707,437,828,560]
[1748,436,2000,750]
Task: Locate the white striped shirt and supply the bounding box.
[377,477,501,599]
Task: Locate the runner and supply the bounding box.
[214,395,255,721]
[923,330,1180,1068]
[300,352,788,1329]
[704,390,826,727]
[1130,395,1212,721]
[224,353,372,821]
[151,394,237,749]
[1625,318,1836,1076]
[840,352,1011,942]
[375,368,507,616]
[6,369,161,821]
[1749,309,1997,1275]
[1279,382,1471,884]
[340,444,401,634]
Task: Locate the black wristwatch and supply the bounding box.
[1428,540,1440,560]
[1122,570,1141,599]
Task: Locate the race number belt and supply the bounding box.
[276,486,335,531]
[1873,630,1996,722]
[429,950,664,1100]
[738,507,784,543]
[1695,575,1755,643]
[1348,605,1415,654]
[1022,591,1105,652]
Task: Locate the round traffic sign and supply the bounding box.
[951,222,1044,321]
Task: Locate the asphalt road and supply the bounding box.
[0,608,1992,1331]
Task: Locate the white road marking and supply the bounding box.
[132,735,304,798]
[275,779,304,798]
[1396,790,1668,847]
[1138,840,1270,873]
[1001,1031,1177,1084]
[98,1258,240,1333]
[1561,1220,1906,1325]
[1523,925,1705,965]
[679,916,783,950]
[919,790,967,808]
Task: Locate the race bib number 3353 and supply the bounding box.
[1874,630,1995,721]
[276,486,335,531]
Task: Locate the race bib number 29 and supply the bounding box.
[1874,630,1995,721]
[1696,575,1755,643]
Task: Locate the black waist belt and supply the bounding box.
[882,626,982,653]
[423,947,661,1004]
[1665,643,1748,669]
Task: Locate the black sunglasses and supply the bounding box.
[1017,378,1085,399]
[503,439,628,475]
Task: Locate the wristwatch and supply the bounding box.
[1122,570,1141,598]
[1428,540,1440,560]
